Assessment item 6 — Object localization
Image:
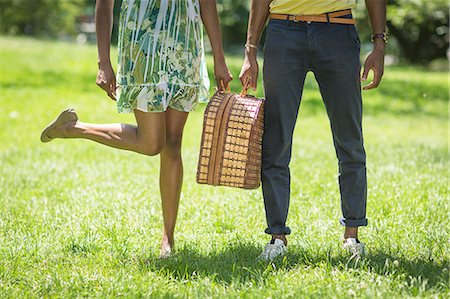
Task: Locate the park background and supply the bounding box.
[0,0,449,297]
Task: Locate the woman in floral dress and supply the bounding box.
[40,0,232,258]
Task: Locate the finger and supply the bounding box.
[109,84,117,100]
[371,70,380,88]
[241,76,247,88]
[110,78,117,95]
[227,73,233,86]
[239,71,248,85]
[220,80,226,92]
[361,65,370,81]
[106,84,114,98]
[251,74,257,91]
[362,72,374,90]
[243,76,251,91]
[361,67,370,81]
[363,80,379,90]
[240,68,252,82]
[363,70,379,90]
[214,78,219,91]
[248,76,254,89]
[365,66,382,90]
[112,77,117,93]
[373,67,384,87]
[106,91,115,100]
[363,81,377,90]
[241,78,250,96]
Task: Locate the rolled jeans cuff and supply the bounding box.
[265,226,291,235]
[340,218,368,227]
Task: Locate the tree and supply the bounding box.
[0,0,84,37]
[216,0,250,48]
[83,0,122,44]
[386,0,449,64]
[1,0,447,65]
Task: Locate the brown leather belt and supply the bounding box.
[269,9,355,25]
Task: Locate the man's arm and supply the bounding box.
[239,0,272,91]
[362,0,387,90]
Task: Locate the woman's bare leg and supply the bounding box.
[47,108,188,257]
[158,108,189,256]
[50,110,166,155]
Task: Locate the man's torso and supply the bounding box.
[270,0,357,15]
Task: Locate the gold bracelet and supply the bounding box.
[244,43,258,50]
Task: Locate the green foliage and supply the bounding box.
[216,0,250,48]
[1,0,448,64]
[83,0,123,44]
[0,36,448,298]
[0,0,84,36]
[387,0,449,63]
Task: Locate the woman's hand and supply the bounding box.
[214,59,233,91]
[198,0,232,91]
[95,0,115,100]
[96,62,117,101]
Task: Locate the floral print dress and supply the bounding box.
[116,0,210,113]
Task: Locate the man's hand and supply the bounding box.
[96,62,117,100]
[363,0,387,90]
[361,48,385,90]
[239,50,259,93]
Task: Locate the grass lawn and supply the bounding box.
[0,36,448,298]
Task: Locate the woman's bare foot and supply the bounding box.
[159,237,174,259]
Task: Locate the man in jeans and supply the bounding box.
[240,0,386,259]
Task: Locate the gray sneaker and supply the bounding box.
[343,238,365,259]
[259,238,287,260]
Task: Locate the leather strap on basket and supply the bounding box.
[207,92,233,185]
[213,94,237,184]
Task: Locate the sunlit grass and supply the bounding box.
[0,36,448,298]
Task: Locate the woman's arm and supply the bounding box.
[239,0,271,91]
[198,0,232,91]
[95,0,116,100]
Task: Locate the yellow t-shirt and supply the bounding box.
[270,0,356,15]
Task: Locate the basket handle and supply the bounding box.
[218,79,253,97]
[240,88,249,97]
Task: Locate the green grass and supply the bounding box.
[0,35,448,298]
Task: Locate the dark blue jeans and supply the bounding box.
[262,18,368,235]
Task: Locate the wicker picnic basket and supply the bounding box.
[197,91,264,189]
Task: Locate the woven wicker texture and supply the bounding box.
[197,91,264,189]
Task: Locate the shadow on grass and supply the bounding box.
[139,242,448,291]
[284,76,448,120]
[273,91,447,122]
